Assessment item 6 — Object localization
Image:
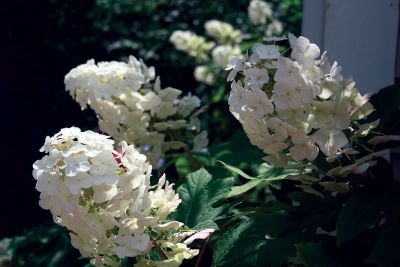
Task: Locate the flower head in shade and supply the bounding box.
[169,30,215,61]
[205,20,242,44]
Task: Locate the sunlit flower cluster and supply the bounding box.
[32,127,206,266]
[227,34,375,166]
[65,56,208,165]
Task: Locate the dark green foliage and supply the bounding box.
[212,212,320,266]
[336,185,384,246]
[212,190,338,266]
[89,0,303,85]
[213,217,280,267]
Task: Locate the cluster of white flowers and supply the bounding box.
[248,0,272,25]
[33,127,210,266]
[169,30,215,61]
[65,56,208,165]
[204,20,242,44]
[227,34,375,166]
[64,56,155,109]
[170,20,243,86]
[170,1,282,87]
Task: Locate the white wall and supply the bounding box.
[302,0,399,94]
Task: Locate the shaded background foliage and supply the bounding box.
[0,0,302,239]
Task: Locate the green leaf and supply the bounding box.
[173,168,234,230]
[366,223,400,267]
[212,218,253,267]
[218,161,257,180]
[212,213,301,267]
[204,166,232,179]
[257,163,300,179]
[223,162,303,197]
[226,179,265,198]
[336,186,383,246]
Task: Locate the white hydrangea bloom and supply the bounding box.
[169,30,215,61]
[65,57,207,165]
[33,127,207,265]
[228,33,375,166]
[244,67,269,91]
[248,0,273,25]
[65,57,154,108]
[204,20,242,44]
[288,33,321,70]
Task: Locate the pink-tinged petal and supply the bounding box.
[183,228,215,245]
